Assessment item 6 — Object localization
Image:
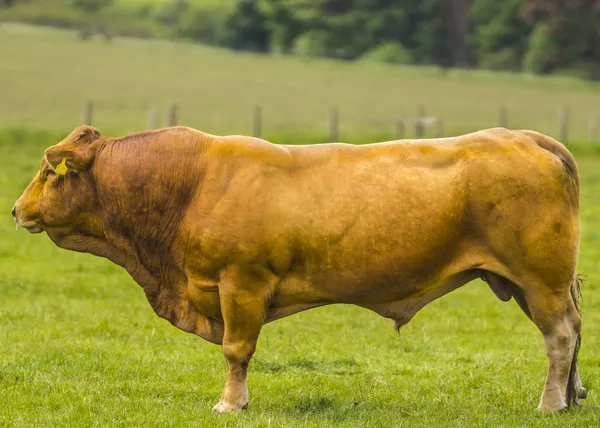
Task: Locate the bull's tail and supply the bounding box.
[566,273,584,406]
[518,129,584,407]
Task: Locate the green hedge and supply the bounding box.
[0,1,166,39]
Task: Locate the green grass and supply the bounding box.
[2,23,600,142]
[1,131,600,427]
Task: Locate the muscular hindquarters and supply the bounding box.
[466,137,579,297]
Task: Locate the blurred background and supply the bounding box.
[1,0,600,143]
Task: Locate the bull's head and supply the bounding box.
[12,125,103,239]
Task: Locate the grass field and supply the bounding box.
[2,18,600,427]
[2,23,600,142]
[0,130,600,427]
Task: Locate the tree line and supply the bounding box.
[2,0,600,80]
[224,0,600,80]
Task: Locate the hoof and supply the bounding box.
[212,401,249,413]
[536,403,568,413]
[577,387,588,400]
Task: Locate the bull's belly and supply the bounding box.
[266,264,482,324]
[265,235,487,323]
[266,269,437,321]
[273,269,422,304]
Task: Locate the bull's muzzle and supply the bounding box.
[11,203,43,234]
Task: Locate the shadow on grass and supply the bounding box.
[253,357,360,375]
[258,395,424,424]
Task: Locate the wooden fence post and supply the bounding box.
[252,105,262,138]
[82,100,93,125]
[499,106,508,128]
[148,108,158,129]
[558,107,569,144]
[435,117,444,138]
[165,103,178,127]
[395,118,405,139]
[414,106,425,139]
[589,117,598,143]
[328,107,339,142]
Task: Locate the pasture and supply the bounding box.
[0,131,600,427]
[2,24,600,141]
[2,21,600,428]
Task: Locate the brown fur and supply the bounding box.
[12,125,585,413]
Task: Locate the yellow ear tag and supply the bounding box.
[55,158,68,176]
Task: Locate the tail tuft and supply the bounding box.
[571,273,585,312]
[567,273,584,406]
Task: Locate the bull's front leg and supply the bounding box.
[212,266,274,413]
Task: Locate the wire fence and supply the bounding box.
[80,101,599,145]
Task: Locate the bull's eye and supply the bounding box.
[44,168,61,185]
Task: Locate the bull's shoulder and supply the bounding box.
[281,142,360,169]
[214,136,294,169]
[450,127,521,147]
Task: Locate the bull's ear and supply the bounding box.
[45,126,102,173]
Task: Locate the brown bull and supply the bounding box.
[13,125,586,412]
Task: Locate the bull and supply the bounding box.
[12,125,586,412]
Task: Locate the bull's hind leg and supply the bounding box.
[485,271,586,409]
[523,284,582,412]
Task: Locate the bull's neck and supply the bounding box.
[91,132,216,277]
